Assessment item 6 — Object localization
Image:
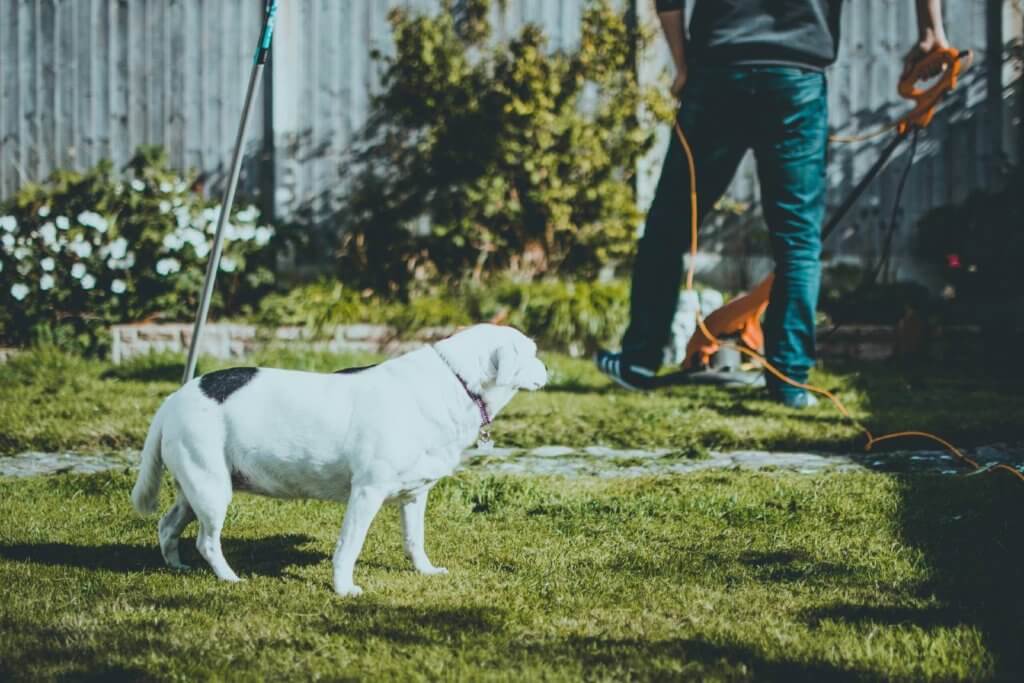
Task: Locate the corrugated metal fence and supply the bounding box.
[2,0,1021,285]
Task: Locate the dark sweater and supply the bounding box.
[655,0,843,71]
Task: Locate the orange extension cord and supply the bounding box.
[672,121,1024,484]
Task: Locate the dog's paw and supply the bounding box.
[335,584,364,597]
[168,562,192,572]
[418,566,449,576]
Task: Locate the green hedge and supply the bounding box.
[255,277,631,355]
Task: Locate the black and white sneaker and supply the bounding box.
[595,350,656,391]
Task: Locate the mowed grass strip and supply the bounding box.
[2,347,1022,456]
[0,470,1021,681]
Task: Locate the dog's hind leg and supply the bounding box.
[158,483,196,570]
[172,449,241,583]
[333,485,386,596]
[400,488,447,576]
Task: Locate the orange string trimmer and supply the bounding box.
[672,120,1024,484]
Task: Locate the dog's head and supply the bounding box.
[436,324,548,393]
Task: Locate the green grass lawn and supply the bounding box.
[1,346,1022,457]
[0,469,1021,680]
[2,348,1023,679]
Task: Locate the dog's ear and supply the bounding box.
[493,344,519,387]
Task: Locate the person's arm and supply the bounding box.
[903,0,950,78]
[655,1,687,97]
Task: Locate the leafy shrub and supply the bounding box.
[254,277,630,354]
[0,147,279,352]
[336,0,672,294]
[916,166,1024,309]
[464,278,630,353]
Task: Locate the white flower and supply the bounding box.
[37,205,51,218]
[236,205,259,224]
[130,178,146,192]
[10,283,29,300]
[2,233,14,252]
[183,227,206,248]
[0,216,16,232]
[40,274,55,291]
[56,215,70,230]
[193,240,210,259]
[156,257,181,276]
[174,206,191,229]
[159,200,172,214]
[163,232,185,251]
[111,278,127,294]
[39,222,57,246]
[160,181,173,193]
[13,246,31,261]
[202,207,222,225]
[77,211,109,233]
[109,237,129,260]
[254,226,274,246]
[107,251,135,270]
[70,240,93,259]
[219,256,237,273]
[175,180,188,193]
[223,223,239,241]
[40,257,55,272]
[71,263,87,279]
[81,274,96,290]
[17,261,31,276]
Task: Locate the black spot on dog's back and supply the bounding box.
[199,367,258,403]
[333,364,378,375]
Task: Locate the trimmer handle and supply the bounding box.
[897,47,972,135]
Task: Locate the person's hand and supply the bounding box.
[671,67,688,99]
[902,31,950,81]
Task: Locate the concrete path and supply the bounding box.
[2,444,1022,479]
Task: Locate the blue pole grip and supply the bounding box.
[254,0,279,65]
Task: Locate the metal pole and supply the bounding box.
[821,131,905,243]
[182,1,279,384]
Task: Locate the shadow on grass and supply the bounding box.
[849,359,1024,679]
[894,475,1024,679]
[0,533,322,577]
[323,603,507,647]
[314,604,873,680]
[804,603,967,630]
[737,549,857,582]
[100,357,192,383]
[511,635,873,681]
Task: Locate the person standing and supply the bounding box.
[596,0,949,407]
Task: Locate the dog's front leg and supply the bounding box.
[333,485,386,596]
[400,487,448,576]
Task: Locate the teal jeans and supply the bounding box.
[621,65,828,400]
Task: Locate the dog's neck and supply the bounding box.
[433,347,492,427]
[431,346,492,427]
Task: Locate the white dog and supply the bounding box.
[131,324,547,595]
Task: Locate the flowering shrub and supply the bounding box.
[0,146,278,351]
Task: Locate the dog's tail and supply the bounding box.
[131,402,167,515]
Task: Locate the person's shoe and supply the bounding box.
[595,350,656,391]
[775,390,820,409]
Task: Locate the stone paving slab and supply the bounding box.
[3,444,1022,480]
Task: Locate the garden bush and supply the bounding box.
[254,277,631,354]
[916,166,1024,311]
[336,0,673,294]
[0,147,280,352]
